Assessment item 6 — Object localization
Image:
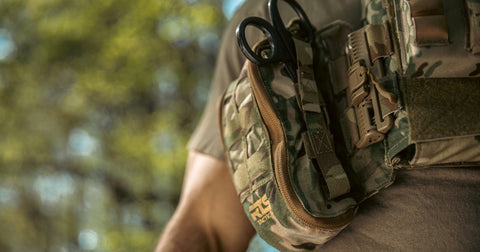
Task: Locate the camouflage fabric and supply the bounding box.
[363,0,388,26]
[394,0,480,77]
[220,43,357,251]
[220,23,394,251]
[384,0,480,167]
[342,0,480,169]
[318,20,396,196]
[219,0,480,250]
[466,0,480,54]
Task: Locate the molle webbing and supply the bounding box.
[394,0,480,77]
[294,38,351,200]
[408,0,449,46]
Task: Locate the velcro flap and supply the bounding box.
[402,77,480,142]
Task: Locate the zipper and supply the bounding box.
[247,60,356,229]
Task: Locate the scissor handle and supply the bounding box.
[268,0,315,44]
[236,17,282,65]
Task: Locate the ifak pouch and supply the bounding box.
[218,20,393,251]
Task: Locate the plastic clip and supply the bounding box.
[348,63,395,149]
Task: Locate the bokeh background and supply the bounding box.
[0,0,244,251]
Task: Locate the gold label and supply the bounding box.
[249,194,272,225]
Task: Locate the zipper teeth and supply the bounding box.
[247,61,354,229]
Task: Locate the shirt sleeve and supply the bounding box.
[187,1,269,160]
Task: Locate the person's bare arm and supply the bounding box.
[155,150,255,252]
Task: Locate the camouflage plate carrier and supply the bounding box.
[219,0,480,251]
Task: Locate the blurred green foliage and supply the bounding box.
[0,0,226,251]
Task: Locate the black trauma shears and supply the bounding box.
[236,0,315,83]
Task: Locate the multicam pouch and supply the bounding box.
[219,0,480,251]
[219,40,359,250]
[218,23,394,250]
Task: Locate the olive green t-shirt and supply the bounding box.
[188,0,480,250]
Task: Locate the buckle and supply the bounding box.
[347,64,395,149]
[348,62,369,106]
